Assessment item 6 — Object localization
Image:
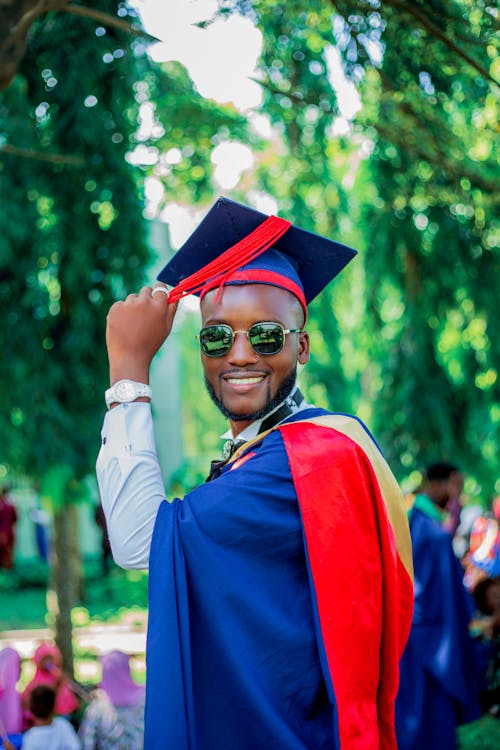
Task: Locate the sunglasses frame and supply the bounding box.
[198,321,303,358]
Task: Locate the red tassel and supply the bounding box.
[167,215,291,304]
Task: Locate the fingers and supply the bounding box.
[118,284,173,304]
[151,283,171,301]
[137,285,154,301]
[151,284,179,331]
[107,285,178,332]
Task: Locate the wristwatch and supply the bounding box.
[105,379,152,409]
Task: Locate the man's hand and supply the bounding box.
[106,285,178,384]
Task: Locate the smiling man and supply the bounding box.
[96,197,413,750]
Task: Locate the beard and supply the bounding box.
[205,366,297,423]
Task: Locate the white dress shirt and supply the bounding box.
[96,389,310,570]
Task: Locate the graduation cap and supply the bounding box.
[158,196,356,317]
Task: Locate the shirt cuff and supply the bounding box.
[98,402,157,467]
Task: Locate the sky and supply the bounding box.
[132,0,263,110]
[129,0,361,247]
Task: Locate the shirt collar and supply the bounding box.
[220,386,309,444]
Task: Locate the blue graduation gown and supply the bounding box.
[395,506,482,750]
[145,409,413,749]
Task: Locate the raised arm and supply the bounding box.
[96,285,178,569]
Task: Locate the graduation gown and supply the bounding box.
[146,410,413,749]
[395,502,482,750]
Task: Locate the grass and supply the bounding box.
[0,557,148,631]
[459,715,500,749]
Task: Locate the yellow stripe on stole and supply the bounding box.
[227,413,413,581]
[305,415,413,580]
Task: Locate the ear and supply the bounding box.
[297,331,310,365]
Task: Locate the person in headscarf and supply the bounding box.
[79,650,145,750]
[22,642,79,728]
[0,647,22,734]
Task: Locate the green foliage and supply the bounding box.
[0,560,147,630]
[349,0,499,490]
[138,59,252,205]
[0,2,250,495]
[0,2,150,485]
[0,0,498,503]
[219,0,499,497]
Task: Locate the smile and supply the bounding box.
[226,376,264,385]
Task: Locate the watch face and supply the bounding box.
[115,381,137,401]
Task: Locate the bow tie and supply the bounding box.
[222,438,246,461]
[206,439,246,482]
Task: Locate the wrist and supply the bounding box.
[105,379,152,409]
[108,353,151,386]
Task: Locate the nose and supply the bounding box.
[228,330,258,365]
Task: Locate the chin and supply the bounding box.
[205,369,297,424]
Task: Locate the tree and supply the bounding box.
[333,0,499,490]
[216,0,499,495]
[0,1,151,672]
[0,0,248,671]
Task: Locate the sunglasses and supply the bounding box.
[198,321,302,358]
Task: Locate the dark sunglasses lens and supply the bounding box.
[199,325,233,356]
[249,323,284,355]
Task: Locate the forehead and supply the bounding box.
[200,283,300,325]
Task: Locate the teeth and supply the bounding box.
[227,377,263,385]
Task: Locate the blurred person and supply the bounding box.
[21,685,80,750]
[442,468,464,538]
[464,497,500,590]
[97,196,414,749]
[93,503,112,576]
[79,650,145,750]
[452,502,483,560]
[472,576,500,715]
[396,462,482,750]
[0,486,17,570]
[0,647,22,733]
[22,643,79,728]
[30,485,51,563]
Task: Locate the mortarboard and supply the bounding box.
[158,196,357,316]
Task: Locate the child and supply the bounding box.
[21,685,81,750]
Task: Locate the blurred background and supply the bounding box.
[0,1,498,746]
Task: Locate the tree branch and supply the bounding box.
[249,76,337,111]
[10,0,57,37]
[0,142,85,166]
[0,1,160,92]
[382,0,499,87]
[64,3,160,44]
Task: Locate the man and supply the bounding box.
[0,485,17,569]
[97,196,413,749]
[396,462,481,750]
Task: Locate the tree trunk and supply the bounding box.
[49,503,80,679]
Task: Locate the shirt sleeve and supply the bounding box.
[96,402,166,569]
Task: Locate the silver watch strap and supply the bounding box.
[105,380,152,409]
